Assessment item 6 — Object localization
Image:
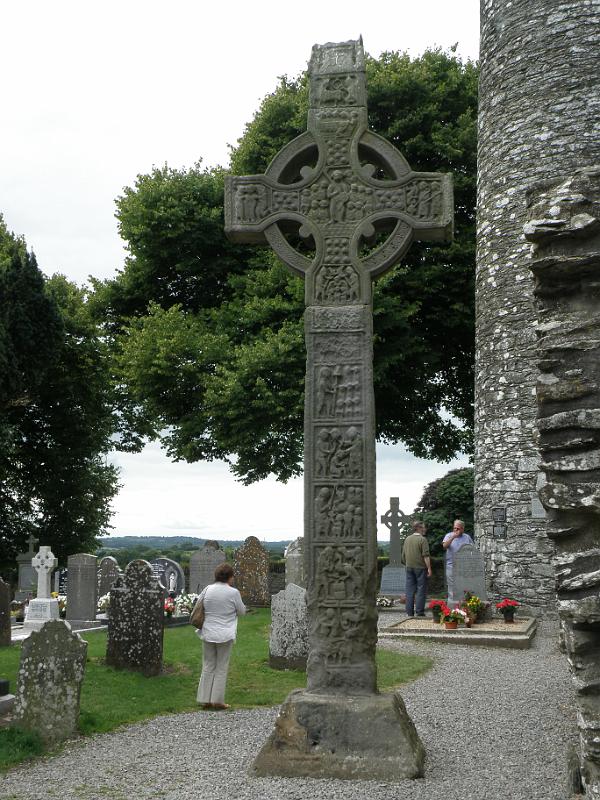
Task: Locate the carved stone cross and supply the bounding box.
[225,38,452,778]
[381,497,407,566]
[31,546,57,599]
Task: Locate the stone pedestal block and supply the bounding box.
[23,597,60,631]
[253,689,425,781]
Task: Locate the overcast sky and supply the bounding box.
[1,1,478,542]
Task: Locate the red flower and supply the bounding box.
[428,599,445,609]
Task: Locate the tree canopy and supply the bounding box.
[414,466,474,557]
[93,48,477,483]
[0,219,119,567]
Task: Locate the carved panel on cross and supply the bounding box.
[314,544,364,601]
[314,485,364,540]
[315,364,362,419]
[312,332,362,363]
[315,425,363,479]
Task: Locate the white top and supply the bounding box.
[197,582,246,643]
[442,532,474,568]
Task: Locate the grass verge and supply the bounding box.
[0,608,432,770]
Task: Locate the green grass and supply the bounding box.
[0,609,432,770]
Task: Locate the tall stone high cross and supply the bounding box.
[225,39,452,779]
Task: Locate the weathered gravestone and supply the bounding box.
[150,556,185,596]
[23,546,60,630]
[97,556,122,597]
[13,620,87,743]
[226,38,451,779]
[189,541,226,594]
[15,533,38,601]
[66,553,97,625]
[285,537,305,588]
[234,536,270,606]
[379,497,408,597]
[269,583,308,670]
[526,167,600,796]
[0,578,10,647]
[452,544,487,607]
[106,560,164,676]
[53,567,68,595]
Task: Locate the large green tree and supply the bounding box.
[415,466,474,557]
[95,48,477,483]
[0,220,119,567]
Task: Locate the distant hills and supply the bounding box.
[97,535,293,552]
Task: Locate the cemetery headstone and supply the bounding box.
[15,533,39,601]
[380,497,407,565]
[53,567,68,595]
[13,620,87,743]
[269,583,309,670]
[66,553,97,624]
[150,556,185,596]
[379,564,407,597]
[233,536,270,606]
[106,559,164,676]
[226,38,450,778]
[284,537,305,588]
[23,546,60,630]
[97,556,122,597]
[0,578,10,647]
[189,542,226,594]
[452,544,487,607]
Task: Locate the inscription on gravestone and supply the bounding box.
[226,38,452,780]
[189,542,226,594]
[66,553,97,623]
[150,557,185,596]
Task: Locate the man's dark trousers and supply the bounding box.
[405,567,428,616]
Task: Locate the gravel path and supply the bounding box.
[1,618,577,800]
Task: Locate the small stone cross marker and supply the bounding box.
[380,497,407,566]
[25,534,39,555]
[31,546,57,599]
[225,39,452,697]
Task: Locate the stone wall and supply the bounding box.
[476,0,600,611]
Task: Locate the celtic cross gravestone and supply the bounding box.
[225,38,452,780]
[23,546,60,631]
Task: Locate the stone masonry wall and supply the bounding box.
[476,0,600,611]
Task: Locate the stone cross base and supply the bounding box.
[253,689,425,781]
[23,598,60,631]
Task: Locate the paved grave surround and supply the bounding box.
[189,542,226,594]
[106,560,164,677]
[381,615,538,649]
[451,545,487,607]
[13,619,87,743]
[225,38,452,780]
[66,553,97,624]
[150,556,185,596]
[0,577,10,647]
[23,546,60,631]
[269,583,309,670]
[97,556,122,597]
[234,537,270,606]
[284,537,305,588]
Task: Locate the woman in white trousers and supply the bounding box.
[196,563,246,710]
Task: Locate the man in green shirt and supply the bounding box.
[401,521,432,617]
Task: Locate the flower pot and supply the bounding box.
[432,609,442,623]
[503,614,515,624]
[444,620,458,630]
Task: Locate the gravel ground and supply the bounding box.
[1,617,577,800]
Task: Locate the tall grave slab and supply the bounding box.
[189,541,226,594]
[106,560,164,676]
[284,537,305,588]
[452,544,487,608]
[13,620,87,743]
[270,583,308,670]
[0,578,10,647]
[23,546,60,631]
[97,556,122,597]
[525,168,600,798]
[233,536,270,606]
[66,553,97,625]
[379,497,408,597]
[226,38,452,779]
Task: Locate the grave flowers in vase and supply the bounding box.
[463,592,484,624]
[164,596,175,617]
[439,604,468,630]
[428,599,446,623]
[496,598,519,623]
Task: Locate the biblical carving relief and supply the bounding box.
[308,306,364,331]
[374,180,443,220]
[315,425,363,478]
[313,603,366,666]
[315,364,362,418]
[314,485,364,540]
[234,184,268,222]
[315,545,364,601]
[312,74,360,107]
[272,190,299,213]
[315,264,360,303]
[315,109,359,138]
[312,333,362,363]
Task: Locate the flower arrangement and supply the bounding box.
[52,592,68,617]
[496,598,519,619]
[164,597,176,616]
[438,603,468,625]
[428,599,445,621]
[97,593,110,613]
[376,596,394,608]
[174,593,199,616]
